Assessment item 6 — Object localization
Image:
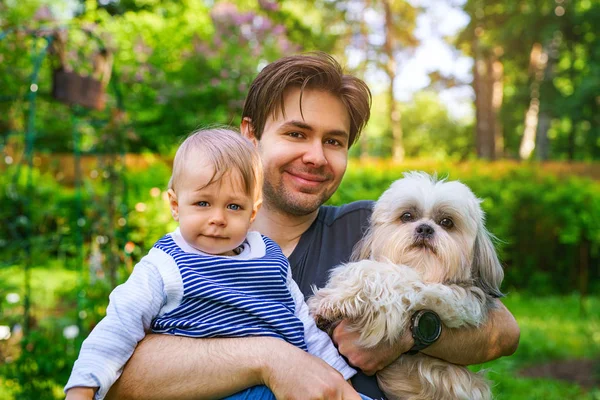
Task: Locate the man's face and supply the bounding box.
[248,87,351,216]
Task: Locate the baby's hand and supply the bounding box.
[65,386,96,400]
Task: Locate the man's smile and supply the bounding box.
[284,170,329,187]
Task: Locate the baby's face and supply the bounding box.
[171,160,258,256]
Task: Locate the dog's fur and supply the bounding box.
[308,172,504,400]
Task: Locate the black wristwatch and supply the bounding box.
[405,310,442,355]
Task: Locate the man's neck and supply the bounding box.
[251,202,320,257]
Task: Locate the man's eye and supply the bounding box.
[400,212,413,222]
[227,204,241,211]
[325,138,342,147]
[288,131,303,138]
[197,201,209,207]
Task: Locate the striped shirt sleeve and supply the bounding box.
[286,269,357,380]
[64,250,176,399]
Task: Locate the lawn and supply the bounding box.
[0,266,599,399]
[481,293,600,399]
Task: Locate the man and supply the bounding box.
[105,52,519,400]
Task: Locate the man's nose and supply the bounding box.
[302,140,328,167]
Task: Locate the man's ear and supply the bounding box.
[241,117,258,146]
[250,197,263,223]
[167,189,179,221]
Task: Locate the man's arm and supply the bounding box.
[422,300,519,365]
[106,334,362,400]
[332,299,519,375]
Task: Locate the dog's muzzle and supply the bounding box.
[415,223,434,239]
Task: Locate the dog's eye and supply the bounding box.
[400,212,414,222]
[440,218,454,229]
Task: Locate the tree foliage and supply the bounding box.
[457,0,599,160]
[0,0,342,154]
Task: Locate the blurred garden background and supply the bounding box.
[0,0,599,399]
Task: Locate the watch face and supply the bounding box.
[417,311,441,342]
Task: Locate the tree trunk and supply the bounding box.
[359,12,370,161]
[473,41,499,159]
[383,0,404,161]
[536,112,551,160]
[491,51,504,158]
[519,43,548,160]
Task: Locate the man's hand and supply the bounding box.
[332,320,414,376]
[333,300,520,374]
[65,387,96,400]
[262,341,362,400]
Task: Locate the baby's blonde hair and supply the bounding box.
[169,127,263,202]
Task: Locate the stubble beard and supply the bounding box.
[262,175,333,217]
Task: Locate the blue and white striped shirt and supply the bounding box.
[151,233,307,350]
[65,229,355,400]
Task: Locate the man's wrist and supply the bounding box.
[396,328,415,356]
[255,337,296,387]
[405,310,442,355]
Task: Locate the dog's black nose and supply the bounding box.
[416,224,434,238]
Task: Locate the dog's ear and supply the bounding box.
[350,227,375,261]
[472,226,504,298]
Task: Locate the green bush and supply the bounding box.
[0,166,86,267]
[329,161,600,295]
[123,161,177,253]
[3,161,599,295]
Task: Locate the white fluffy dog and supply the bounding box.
[308,172,504,400]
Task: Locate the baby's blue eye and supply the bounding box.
[197,201,209,207]
[227,204,241,211]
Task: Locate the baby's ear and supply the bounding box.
[250,197,263,223]
[167,189,179,221]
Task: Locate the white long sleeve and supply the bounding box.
[64,248,180,400]
[287,271,356,380]
[65,232,354,399]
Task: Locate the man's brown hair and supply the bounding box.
[242,52,371,147]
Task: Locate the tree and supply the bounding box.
[400,91,474,160]
[0,0,343,154]
[457,0,599,160]
[338,0,419,161]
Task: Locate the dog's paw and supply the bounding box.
[314,313,336,332]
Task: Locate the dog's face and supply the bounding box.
[354,172,503,295]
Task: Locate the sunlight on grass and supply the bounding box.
[478,293,600,399]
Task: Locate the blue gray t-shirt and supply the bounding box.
[288,200,386,400]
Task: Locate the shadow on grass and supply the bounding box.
[519,359,599,389]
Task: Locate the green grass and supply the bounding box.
[480,293,600,399]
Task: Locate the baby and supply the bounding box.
[64,128,360,400]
